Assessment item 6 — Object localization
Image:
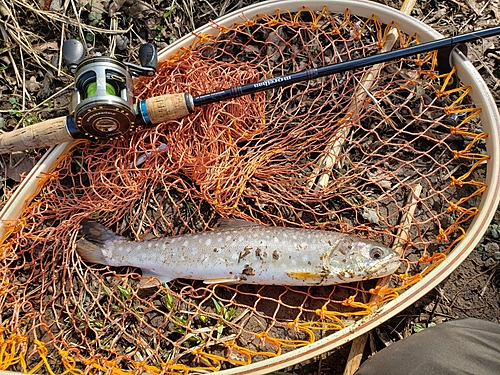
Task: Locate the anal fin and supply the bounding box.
[203,277,241,285]
[139,271,173,288]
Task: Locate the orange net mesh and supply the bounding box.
[0,7,488,374]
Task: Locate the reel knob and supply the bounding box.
[126,43,158,77]
[139,43,158,75]
[63,39,85,73]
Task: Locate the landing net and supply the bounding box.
[0,7,488,374]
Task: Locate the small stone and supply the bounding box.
[116,35,129,51]
[485,241,499,251]
[361,207,379,224]
[484,257,496,268]
[493,251,500,261]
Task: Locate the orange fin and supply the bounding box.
[285,271,326,281]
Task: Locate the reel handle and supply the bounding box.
[0,116,76,154]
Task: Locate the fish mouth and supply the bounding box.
[364,257,401,278]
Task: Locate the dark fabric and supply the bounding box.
[355,318,500,375]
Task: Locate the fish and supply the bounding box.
[75,219,400,287]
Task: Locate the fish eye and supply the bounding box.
[370,247,384,260]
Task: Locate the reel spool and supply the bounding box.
[71,57,135,140]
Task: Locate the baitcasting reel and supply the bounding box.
[63,39,156,140]
[0,39,194,154]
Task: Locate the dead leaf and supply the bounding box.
[492,0,500,20]
[1,153,35,182]
[109,0,127,17]
[465,0,499,17]
[465,0,483,15]
[366,169,393,190]
[123,0,156,20]
[26,76,41,93]
[33,41,58,54]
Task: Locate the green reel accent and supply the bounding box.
[86,82,117,97]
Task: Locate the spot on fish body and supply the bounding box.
[242,265,255,276]
[238,247,251,263]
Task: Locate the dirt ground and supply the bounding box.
[0,0,499,374]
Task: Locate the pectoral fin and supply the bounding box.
[285,271,327,281]
[139,271,173,288]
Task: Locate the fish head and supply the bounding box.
[329,238,401,281]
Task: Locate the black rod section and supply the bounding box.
[192,26,500,107]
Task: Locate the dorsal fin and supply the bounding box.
[216,218,261,230]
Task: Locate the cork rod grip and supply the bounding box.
[0,116,74,155]
[140,93,194,124]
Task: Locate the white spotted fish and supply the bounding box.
[76,219,400,287]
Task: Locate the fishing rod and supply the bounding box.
[0,25,499,155]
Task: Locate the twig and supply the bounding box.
[20,48,27,112]
[342,182,422,375]
[309,0,417,190]
[0,22,22,86]
[12,0,131,36]
[109,16,118,57]
[57,23,65,76]
[426,288,443,326]
[446,261,499,305]
[480,264,498,297]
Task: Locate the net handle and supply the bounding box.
[0,116,74,155]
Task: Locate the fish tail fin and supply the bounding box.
[76,219,123,265]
